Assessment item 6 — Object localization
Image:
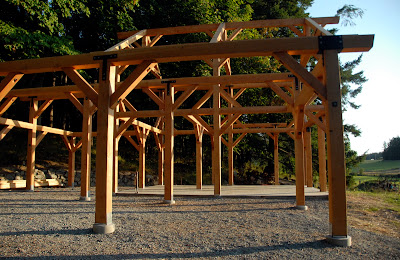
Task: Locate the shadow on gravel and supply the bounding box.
[0,228,93,236]
[0,240,335,259]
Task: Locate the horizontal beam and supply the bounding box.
[116,105,324,118]
[6,73,293,100]
[0,35,374,76]
[117,17,339,38]
[0,117,75,136]
[232,127,293,134]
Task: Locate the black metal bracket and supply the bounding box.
[161,80,176,96]
[288,74,300,90]
[93,54,118,81]
[318,35,343,54]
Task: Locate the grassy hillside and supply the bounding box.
[354,159,400,175]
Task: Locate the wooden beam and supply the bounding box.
[0,117,75,136]
[63,68,99,107]
[210,23,225,43]
[117,17,339,38]
[34,99,53,119]
[0,125,14,141]
[268,82,294,106]
[273,52,327,100]
[65,92,84,113]
[0,35,374,76]
[142,88,165,109]
[106,29,147,51]
[305,18,332,36]
[0,73,23,102]
[125,135,140,151]
[173,85,198,111]
[0,97,18,116]
[110,60,156,108]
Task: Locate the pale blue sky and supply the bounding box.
[307,0,400,154]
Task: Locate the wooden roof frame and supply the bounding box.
[0,16,374,246]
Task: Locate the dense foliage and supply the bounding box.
[0,0,368,185]
[383,137,400,160]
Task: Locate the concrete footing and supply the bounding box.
[326,235,352,247]
[163,199,176,205]
[93,223,115,234]
[79,196,91,201]
[295,205,308,210]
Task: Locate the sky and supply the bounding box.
[307,0,400,154]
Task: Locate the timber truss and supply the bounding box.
[0,16,374,244]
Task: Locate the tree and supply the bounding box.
[383,137,400,160]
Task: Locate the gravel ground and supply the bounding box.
[0,187,399,259]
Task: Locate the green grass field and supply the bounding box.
[354,159,400,175]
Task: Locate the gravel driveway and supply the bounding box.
[0,187,399,259]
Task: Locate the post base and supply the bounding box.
[93,223,115,234]
[326,235,352,247]
[163,199,175,205]
[79,196,91,202]
[295,205,308,210]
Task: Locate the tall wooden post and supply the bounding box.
[158,147,164,185]
[113,136,120,193]
[113,104,120,194]
[318,125,327,192]
[195,126,203,189]
[67,137,76,187]
[273,134,279,185]
[138,128,147,188]
[80,98,92,201]
[295,131,306,209]
[304,127,313,187]
[93,63,115,234]
[212,60,221,196]
[26,99,38,191]
[228,87,234,186]
[164,82,175,204]
[324,50,351,246]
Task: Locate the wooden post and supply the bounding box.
[80,98,92,201]
[318,125,327,192]
[324,50,351,245]
[113,103,120,194]
[158,147,164,185]
[68,137,76,187]
[273,134,279,185]
[26,99,38,191]
[304,127,313,187]
[138,128,147,188]
[295,131,306,209]
[228,87,234,186]
[195,126,203,189]
[212,59,221,196]
[164,82,175,204]
[113,136,120,193]
[93,63,115,234]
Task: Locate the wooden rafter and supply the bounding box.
[273,52,327,100]
[110,60,156,108]
[63,68,99,107]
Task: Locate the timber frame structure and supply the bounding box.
[0,17,373,246]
